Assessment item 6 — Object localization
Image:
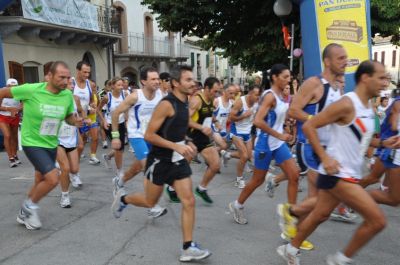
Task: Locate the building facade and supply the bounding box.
[372,35,400,85]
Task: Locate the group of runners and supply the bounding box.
[1,42,400,264]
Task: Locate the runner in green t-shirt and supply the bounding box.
[0,61,83,230]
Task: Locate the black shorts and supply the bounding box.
[295,142,308,174]
[189,131,213,153]
[145,155,192,186]
[317,174,341,190]
[23,146,57,175]
[250,125,257,136]
[59,145,77,153]
[105,122,126,151]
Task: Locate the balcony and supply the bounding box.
[0,1,121,45]
[114,33,190,62]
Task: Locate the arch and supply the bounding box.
[82,51,96,81]
[113,1,128,53]
[120,66,138,87]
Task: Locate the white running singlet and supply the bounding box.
[105,92,125,124]
[72,78,92,113]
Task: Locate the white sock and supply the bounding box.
[118,178,125,187]
[336,252,353,263]
[198,185,207,191]
[168,186,175,192]
[286,243,299,255]
[234,200,243,209]
[237,176,243,181]
[25,199,39,209]
[61,191,69,196]
[70,173,77,178]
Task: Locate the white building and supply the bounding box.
[372,35,400,85]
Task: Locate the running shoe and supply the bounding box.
[238,179,245,189]
[195,187,213,204]
[147,204,168,218]
[165,186,180,203]
[330,206,357,223]
[112,176,124,197]
[102,140,108,149]
[14,155,21,164]
[16,203,42,230]
[244,162,253,173]
[69,174,80,188]
[111,189,127,218]
[265,173,277,198]
[102,154,112,170]
[220,150,231,167]
[276,244,300,265]
[9,158,18,168]
[89,156,100,165]
[191,155,202,164]
[228,201,248,225]
[280,232,314,251]
[326,252,354,265]
[60,193,71,208]
[179,242,211,262]
[277,203,298,235]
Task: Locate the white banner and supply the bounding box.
[21,0,99,32]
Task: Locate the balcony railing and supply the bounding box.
[124,33,190,58]
[1,2,120,34]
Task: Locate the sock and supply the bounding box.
[120,195,127,205]
[236,176,243,181]
[286,243,299,255]
[183,241,192,250]
[168,186,175,192]
[118,178,125,187]
[61,191,69,196]
[198,185,207,191]
[90,153,96,158]
[25,198,39,209]
[336,252,353,263]
[234,200,244,209]
[70,173,77,178]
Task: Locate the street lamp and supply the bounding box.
[273,0,295,71]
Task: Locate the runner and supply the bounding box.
[277,60,397,265]
[111,65,211,262]
[159,72,171,96]
[229,85,260,188]
[0,61,82,230]
[187,77,221,204]
[0,78,22,167]
[110,67,167,218]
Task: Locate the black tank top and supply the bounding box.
[150,93,189,159]
[189,93,214,134]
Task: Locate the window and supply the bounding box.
[374,52,377,61]
[8,61,24,84]
[23,67,39,83]
[381,51,385,65]
[392,50,397,67]
[190,52,195,67]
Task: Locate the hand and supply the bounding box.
[175,144,196,158]
[383,136,400,149]
[8,107,19,117]
[279,133,293,142]
[201,126,212,137]
[111,138,121,150]
[243,109,253,118]
[321,156,340,175]
[103,122,110,130]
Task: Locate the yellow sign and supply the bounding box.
[315,0,370,73]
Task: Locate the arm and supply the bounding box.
[97,95,109,129]
[188,95,202,130]
[254,93,291,141]
[229,98,252,122]
[288,77,321,122]
[112,91,137,132]
[389,101,400,132]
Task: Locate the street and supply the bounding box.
[0,147,399,265]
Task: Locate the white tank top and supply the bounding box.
[233,95,256,134]
[0,98,21,116]
[105,92,125,124]
[58,101,78,148]
[127,89,163,138]
[318,92,375,180]
[215,96,233,133]
[264,89,289,150]
[316,78,342,145]
[72,78,92,113]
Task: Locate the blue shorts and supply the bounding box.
[379,148,399,169]
[231,132,251,142]
[254,143,292,170]
[297,142,321,171]
[129,138,151,161]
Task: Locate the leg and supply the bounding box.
[57,147,70,193]
[213,132,227,152]
[232,136,248,179]
[237,169,267,204]
[0,122,12,159]
[199,146,220,187]
[369,167,400,206]
[67,149,80,174]
[77,133,84,158]
[359,158,385,188]
[173,177,195,242]
[280,158,300,204]
[9,125,19,157]
[306,170,319,198]
[114,150,123,172]
[123,178,164,208]
[89,126,99,156]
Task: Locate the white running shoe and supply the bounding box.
[179,242,211,262]
[102,154,112,170]
[111,189,127,218]
[265,173,277,198]
[220,150,231,167]
[229,201,248,225]
[238,179,245,189]
[326,252,353,265]
[112,176,124,197]
[102,140,108,149]
[60,193,71,208]
[277,244,300,265]
[244,162,253,173]
[330,207,357,223]
[147,204,168,218]
[70,174,82,188]
[89,156,100,165]
[16,203,42,230]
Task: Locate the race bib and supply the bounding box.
[139,117,150,135]
[172,141,185,162]
[40,118,60,136]
[59,122,74,137]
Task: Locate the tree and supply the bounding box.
[142,0,399,71]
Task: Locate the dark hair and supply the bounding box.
[204,77,220,90]
[49,61,69,74]
[248,85,260,92]
[354,60,378,84]
[159,72,170,81]
[322,43,343,60]
[104,79,110,86]
[223,83,235,90]
[140,67,158,81]
[269,64,290,84]
[170,65,193,89]
[76,61,91,70]
[381,97,388,101]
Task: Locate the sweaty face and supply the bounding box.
[327,47,348,75]
[49,66,71,90]
[143,71,160,91]
[273,69,291,90]
[78,64,91,80]
[225,86,236,100]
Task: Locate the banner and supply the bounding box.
[21,0,99,32]
[315,0,370,73]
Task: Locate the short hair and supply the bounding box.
[223,83,235,90]
[140,67,158,81]
[248,85,260,92]
[204,77,220,90]
[110,76,123,86]
[322,43,343,60]
[76,61,91,70]
[354,60,379,84]
[159,72,170,81]
[170,65,193,89]
[49,61,69,74]
[381,97,388,101]
[269,64,290,84]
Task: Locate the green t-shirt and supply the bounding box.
[11,82,74,148]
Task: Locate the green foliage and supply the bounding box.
[142,0,400,71]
